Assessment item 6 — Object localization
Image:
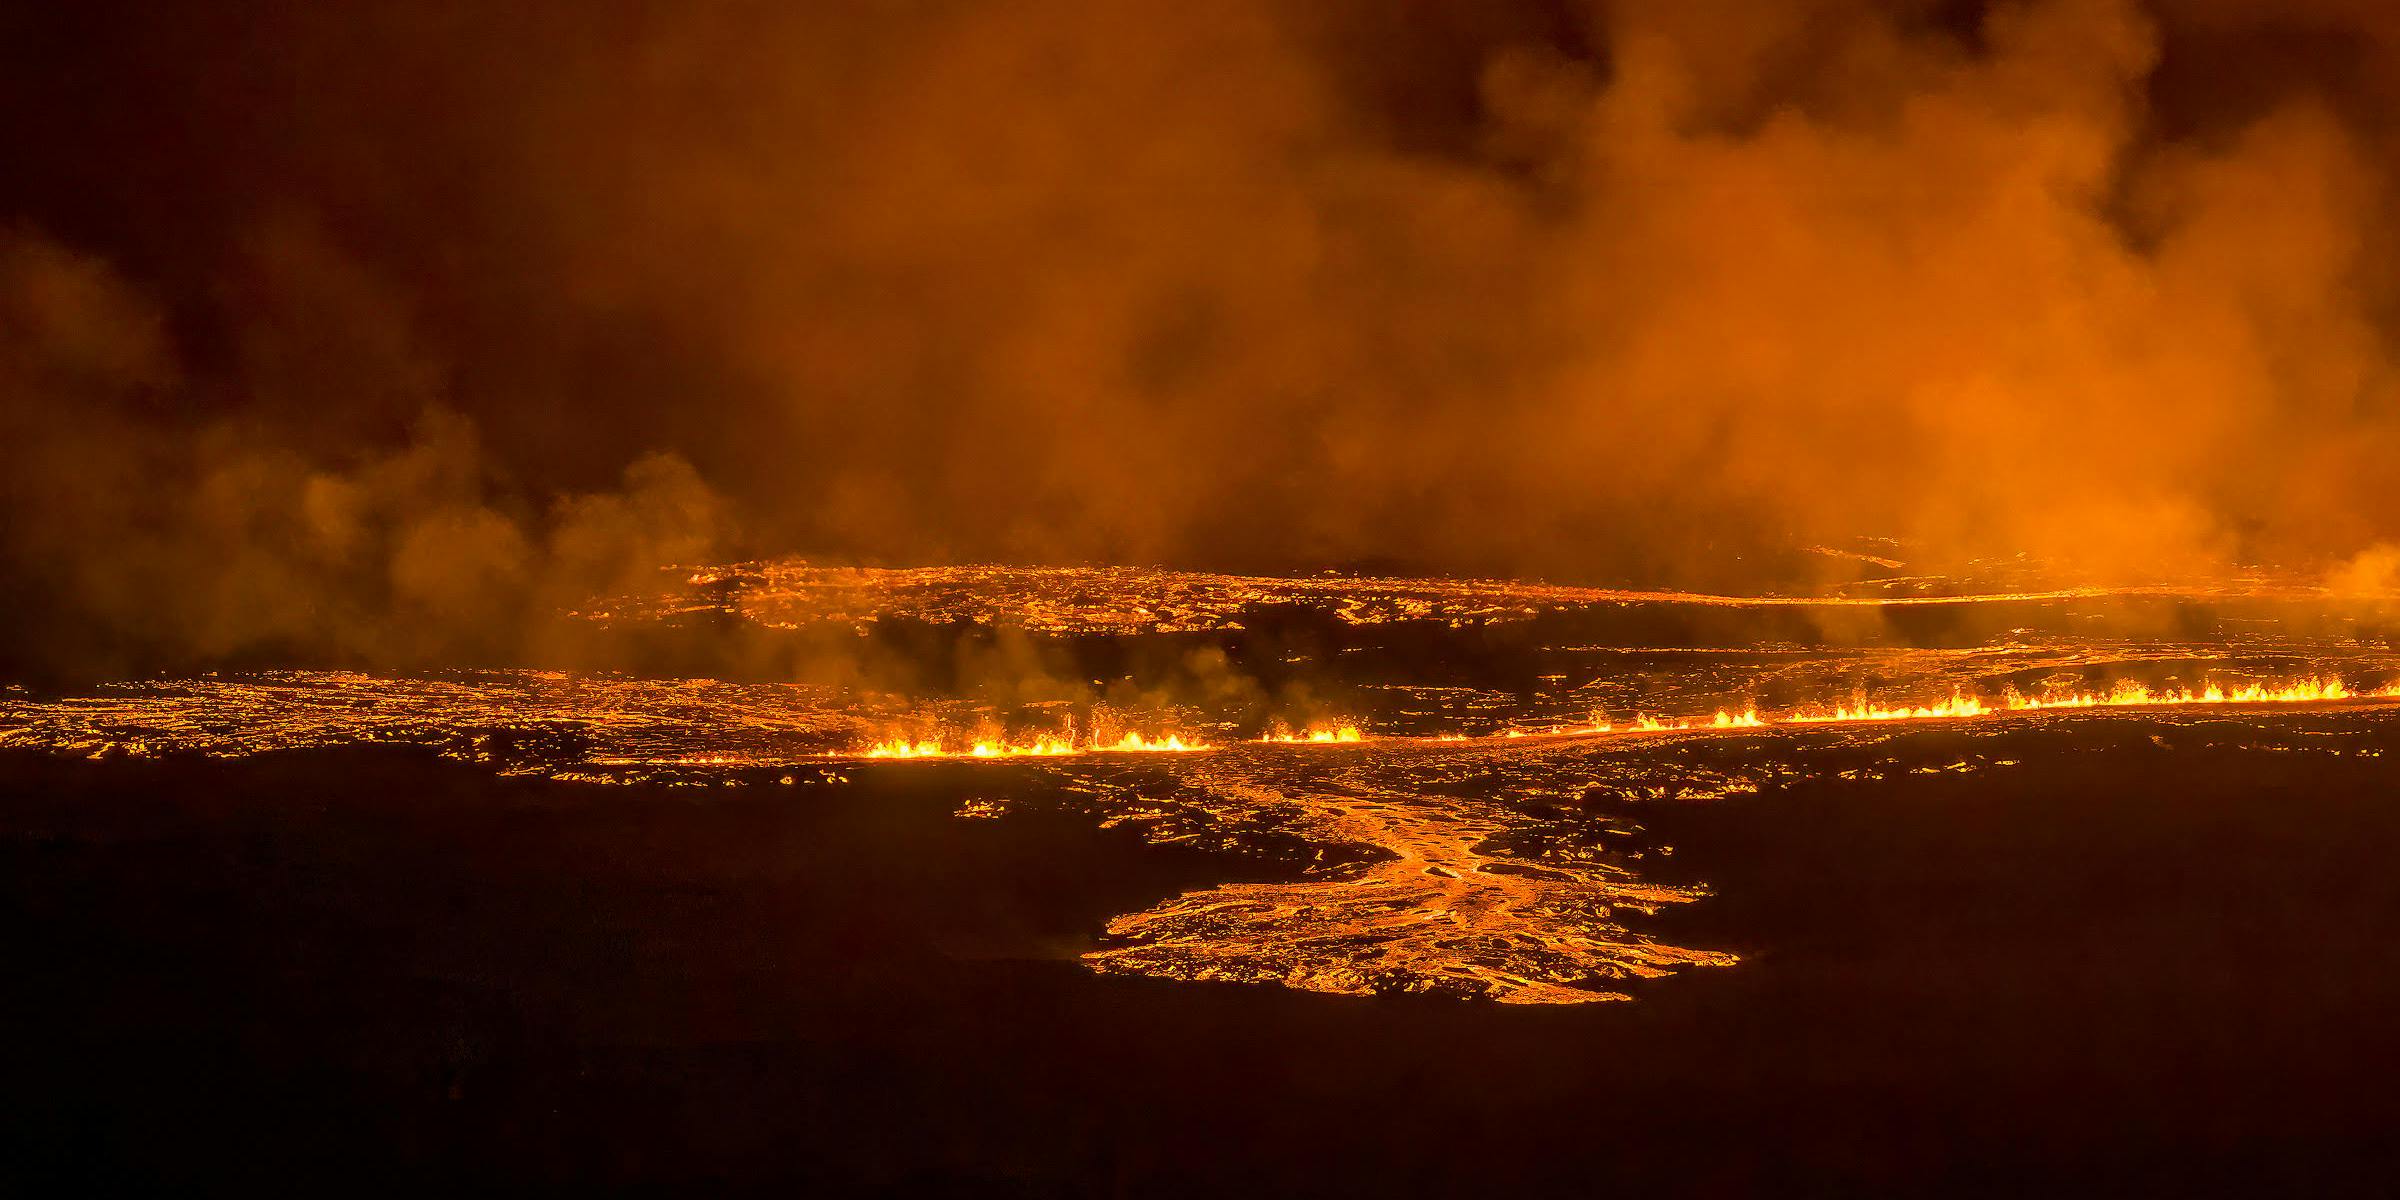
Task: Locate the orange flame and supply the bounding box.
[860,729,1211,759]
[845,675,2400,760]
[1102,731,1208,752]
[1787,691,1990,723]
[2005,677,2355,710]
[1259,723,1364,745]
[1476,675,2399,741]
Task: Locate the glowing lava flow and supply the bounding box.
[861,731,1211,759]
[2006,677,2358,710]
[1503,709,1764,738]
[1260,724,1364,744]
[841,675,2400,760]
[1777,676,2376,725]
[1787,692,1991,723]
[1551,674,2397,739]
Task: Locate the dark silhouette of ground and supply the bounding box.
[4,736,2397,1196]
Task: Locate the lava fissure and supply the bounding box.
[834,675,2400,761]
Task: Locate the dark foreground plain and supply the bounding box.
[5,735,2399,1196]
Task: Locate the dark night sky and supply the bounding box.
[5,0,2400,673]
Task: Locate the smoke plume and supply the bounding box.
[5,0,2400,673]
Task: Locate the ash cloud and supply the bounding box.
[4,0,2400,673]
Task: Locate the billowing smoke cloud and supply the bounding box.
[3,0,2399,673]
[0,230,727,677]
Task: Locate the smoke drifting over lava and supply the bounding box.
[6,0,2400,671]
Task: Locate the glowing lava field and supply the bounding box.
[10,563,2397,1004]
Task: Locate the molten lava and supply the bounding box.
[843,673,2399,759]
[1788,692,1992,723]
[862,730,1210,759]
[1259,723,1364,745]
[5,654,2398,1006]
[2007,677,2357,709]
